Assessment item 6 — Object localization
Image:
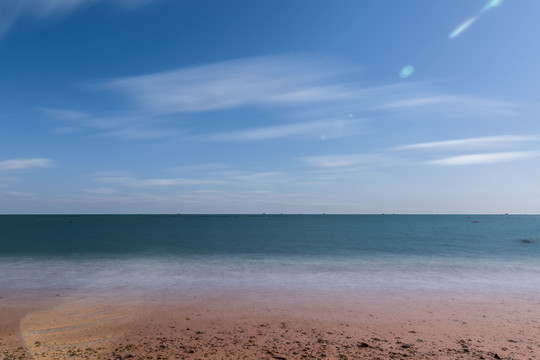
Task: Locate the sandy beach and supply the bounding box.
[2,289,539,360]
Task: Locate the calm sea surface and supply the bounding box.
[1,215,539,294]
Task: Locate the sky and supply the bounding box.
[1,0,540,214]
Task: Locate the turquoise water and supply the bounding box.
[1,215,539,293]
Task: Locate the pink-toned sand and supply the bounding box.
[1,289,539,359]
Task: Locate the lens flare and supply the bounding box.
[399,65,415,79]
[449,16,478,39]
[481,0,503,12]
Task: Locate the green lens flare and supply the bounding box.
[399,65,415,79]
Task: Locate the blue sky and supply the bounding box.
[1,0,540,214]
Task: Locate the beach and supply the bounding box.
[2,288,539,360]
[2,215,540,359]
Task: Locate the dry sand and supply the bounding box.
[1,288,539,360]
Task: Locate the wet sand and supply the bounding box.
[2,289,539,359]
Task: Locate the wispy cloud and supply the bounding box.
[301,154,381,170]
[40,107,90,121]
[396,136,539,151]
[0,158,55,171]
[0,0,157,38]
[3,191,33,197]
[429,152,538,166]
[98,125,179,140]
[383,95,455,109]
[94,175,226,188]
[0,178,13,188]
[379,94,519,117]
[74,189,310,213]
[42,108,177,139]
[82,187,116,194]
[211,170,291,184]
[44,56,521,142]
[97,55,357,115]
[206,118,362,141]
[114,0,157,10]
[98,58,518,119]
[91,167,291,190]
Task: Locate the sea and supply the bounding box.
[1,214,540,297]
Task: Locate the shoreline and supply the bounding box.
[2,288,539,359]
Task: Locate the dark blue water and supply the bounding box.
[1,215,539,293]
[1,214,539,257]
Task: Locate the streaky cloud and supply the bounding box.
[4,191,32,197]
[301,154,379,169]
[380,94,519,117]
[206,119,362,141]
[383,96,456,108]
[97,126,178,140]
[0,158,55,171]
[114,0,158,10]
[82,188,116,194]
[93,168,290,189]
[211,170,290,184]
[97,55,357,114]
[40,107,90,121]
[95,175,225,188]
[59,57,518,142]
[0,0,158,38]
[396,136,539,151]
[429,152,538,166]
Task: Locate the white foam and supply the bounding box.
[2,255,540,295]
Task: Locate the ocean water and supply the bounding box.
[1,215,540,295]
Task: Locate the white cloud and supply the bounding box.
[135,178,225,187]
[380,94,519,118]
[0,176,18,189]
[42,109,177,139]
[20,0,92,18]
[87,170,131,178]
[98,55,357,114]
[40,107,90,121]
[4,191,32,197]
[95,175,225,188]
[396,136,539,151]
[212,170,290,184]
[429,152,538,166]
[91,167,291,190]
[207,118,362,141]
[46,56,520,142]
[301,154,379,169]
[383,95,453,108]
[0,158,55,171]
[98,126,178,140]
[73,189,311,213]
[168,163,227,173]
[114,0,157,10]
[0,0,157,38]
[82,187,116,194]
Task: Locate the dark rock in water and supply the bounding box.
[493,354,502,359]
[521,239,534,244]
[401,344,411,349]
[358,342,371,348]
